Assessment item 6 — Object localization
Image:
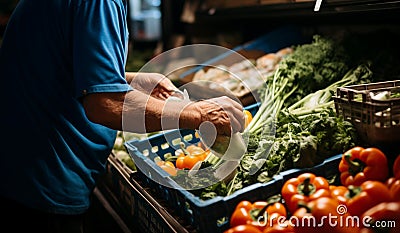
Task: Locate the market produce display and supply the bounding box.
[125,34,399,200]
[111,30,400,233]
[223,148,400,233]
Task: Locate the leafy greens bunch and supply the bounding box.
[277,35,349,106]
[247,35,350,135]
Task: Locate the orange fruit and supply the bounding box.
[243,110,253,128]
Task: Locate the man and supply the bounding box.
[0,0,245,232]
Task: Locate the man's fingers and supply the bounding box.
[227,109,245,133]
[159,77,176,91]
[230,98,244,112]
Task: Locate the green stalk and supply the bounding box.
[248,99,280,134]
[249,84,297,135]
[251,116,274,135]
[226,171,239,196]
[247,78,290,133]
[247,89,274,130]
[286,69,361,118]
[287,92,315,111]
[291,101,335,116]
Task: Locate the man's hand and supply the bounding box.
[188,96,245,136]
[126,72,177,100]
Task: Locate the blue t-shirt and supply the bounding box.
[0,0,132,214]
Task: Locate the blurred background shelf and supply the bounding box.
[195,0,400,22]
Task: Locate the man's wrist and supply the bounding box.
[125,72,136,83]
[179,102,201,130]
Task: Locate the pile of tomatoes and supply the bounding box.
[224,147,400,233]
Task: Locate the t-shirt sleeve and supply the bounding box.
[73,0,132,98]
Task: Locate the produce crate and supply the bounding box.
[177,25,308,106]
[97,153,191,233]
[124,104,343,233]
[333,80,400,146]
